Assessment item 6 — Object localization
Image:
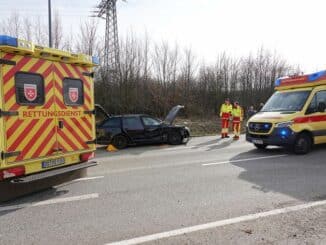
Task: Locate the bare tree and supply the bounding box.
[0,11,21,37]
[52,10,63,49]
[76,19,99,55]
[22,17,32,41]
[33,17,47,46]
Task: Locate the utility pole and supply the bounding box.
[48,0,52,48]
[94,0,123,83]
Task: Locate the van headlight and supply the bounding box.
[275,121,293,128]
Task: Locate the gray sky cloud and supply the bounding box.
[1,0,325,72]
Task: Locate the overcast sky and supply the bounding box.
[1,0,326,72]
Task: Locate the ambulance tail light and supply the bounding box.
[80,152,95,162]
[0,35,18,47]
[0,166,25,181]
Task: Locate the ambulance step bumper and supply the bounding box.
[11,161,97,184]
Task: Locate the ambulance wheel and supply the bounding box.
[112,135,128,149]
[293,133,312,155]
[254,144,267,150]
[168,132,182,145]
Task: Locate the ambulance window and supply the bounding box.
[63,78,84,106]
[15,72,45,105]
[307,91,326,114]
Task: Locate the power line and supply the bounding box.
[94,0,124,82]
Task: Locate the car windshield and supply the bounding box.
[142,117,161,126]
[261,90,311,112]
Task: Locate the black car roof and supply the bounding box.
[109,114,149,118]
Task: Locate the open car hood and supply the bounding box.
[164,105,184,125]
[95,104,110,120]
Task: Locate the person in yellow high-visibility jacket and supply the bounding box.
[232,101,244,140]
[219,98,233,138]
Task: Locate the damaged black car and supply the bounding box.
[96,105,190,149]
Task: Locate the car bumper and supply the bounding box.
[246,127,297,146]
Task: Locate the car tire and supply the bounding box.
[254,144,267,150]
[293,133,312,155]
[111,135,128,149]
[168,131,182,145]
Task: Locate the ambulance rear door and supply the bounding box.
[53,61,95,153]
[1,52,58,165]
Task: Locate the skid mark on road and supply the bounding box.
[105,199,326,245]
[0,193,99,212]
[202,154,288,166]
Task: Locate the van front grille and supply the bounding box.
[248,122,272,133]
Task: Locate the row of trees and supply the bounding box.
[1,12,299,118]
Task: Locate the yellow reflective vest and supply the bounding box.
[232,106,243,121]
[220,103,233,118]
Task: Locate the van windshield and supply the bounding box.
[261,90,311,112]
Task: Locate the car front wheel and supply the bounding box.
[168,132,183,145]
[112,135,128,149]
[293,133,312,154]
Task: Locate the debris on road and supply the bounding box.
[240,228,253,235]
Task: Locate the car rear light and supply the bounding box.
[80,152,95,162]
[0,166,25,181]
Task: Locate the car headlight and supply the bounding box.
[275,121,293,128]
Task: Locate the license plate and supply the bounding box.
[42,157,65,169]
[252,139,264,145]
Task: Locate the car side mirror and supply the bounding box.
[317,102,326,113]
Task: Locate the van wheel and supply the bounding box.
[254,144,267,150]
[293,133,312,155]
[168,132,182,145]
[112,135,128,149]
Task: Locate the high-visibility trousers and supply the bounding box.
[221,113,230,137]
[233,117,241,138]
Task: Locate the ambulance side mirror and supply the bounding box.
[317,102,326,113]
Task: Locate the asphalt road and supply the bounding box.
[1,136,326,245]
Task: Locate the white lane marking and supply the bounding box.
[105,199,326,245]
[0,193,99,212]
[202,154,288,166]
[73,176,104,182]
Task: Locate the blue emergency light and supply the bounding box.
[275,78,282,87]
[308,70,326,82]
[0,35,18,47]
[92,56,100,65]
[264,124,270,130]
[280,129,288,136]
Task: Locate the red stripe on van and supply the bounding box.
[294,115,326,124]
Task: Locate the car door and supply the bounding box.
[141,116,163,142]
[305,89,326,144]
[122,116,146,142]
[97,117,122,143]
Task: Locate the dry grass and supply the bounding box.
[175,118,247,137]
